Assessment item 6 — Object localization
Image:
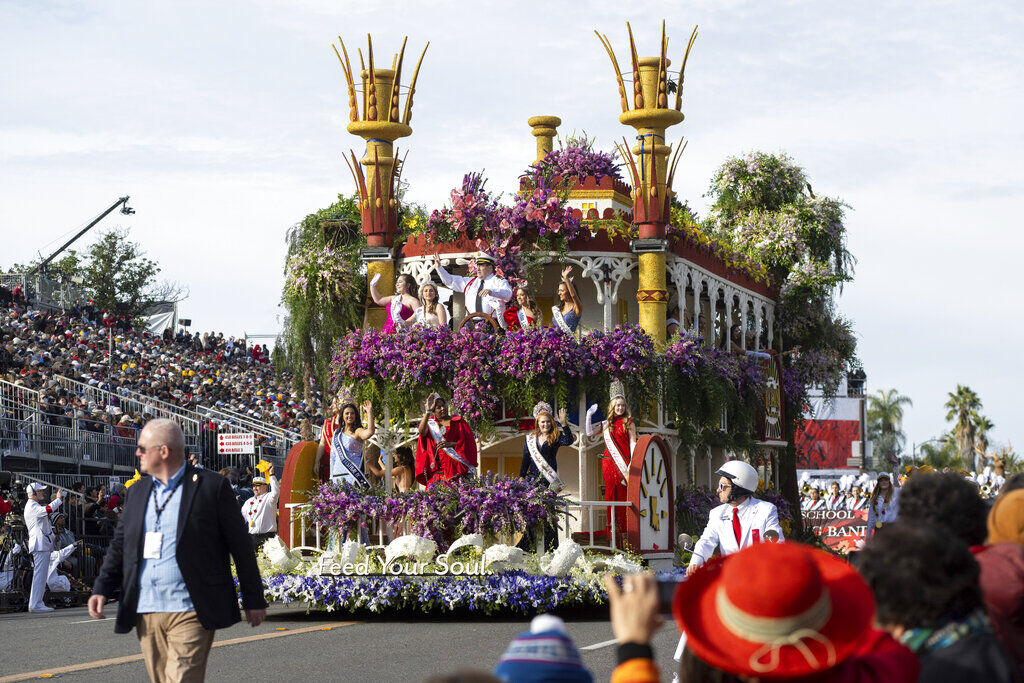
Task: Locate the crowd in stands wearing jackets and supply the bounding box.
[0,298,324,445]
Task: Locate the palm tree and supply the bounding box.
[972,412,994,455]
[945,385,982,471]
[867,388,913,465]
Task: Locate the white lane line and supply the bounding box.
[580,637,619,651]
[71,618,108,624]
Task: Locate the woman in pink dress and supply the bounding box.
[370,272,420,333]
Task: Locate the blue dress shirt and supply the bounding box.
[136,463,194,614]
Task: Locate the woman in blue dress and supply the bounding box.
[551,265,583,334]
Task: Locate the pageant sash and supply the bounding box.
[331,427,370,487]
[551,305,573,335]
[518,307,530,330]
[603,423,630,483]
[389,298,405,328]
[427,417,475,472]
[526,433,565,493]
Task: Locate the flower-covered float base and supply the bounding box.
[256,534,649,616]
[263,571,608,616]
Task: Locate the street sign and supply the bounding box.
[218,432,255,454]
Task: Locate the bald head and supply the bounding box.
[137,418,186,482]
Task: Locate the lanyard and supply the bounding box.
[151,475,184,530]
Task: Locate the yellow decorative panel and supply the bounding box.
[480,456,500,477]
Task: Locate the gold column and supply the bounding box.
[637,252,667,342]
[528,115,561,163]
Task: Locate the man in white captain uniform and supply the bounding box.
[432,252,513,328]
[24,482,64,612]
[673,461,784,676]
[240,466,279,550]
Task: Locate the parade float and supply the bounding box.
[266,20,847,614]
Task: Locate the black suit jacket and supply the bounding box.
[93,464,267,634]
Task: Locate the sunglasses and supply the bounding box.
[717,482,732,491]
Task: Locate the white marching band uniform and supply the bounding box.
[845,495,868,511]
[241,474,280,536]
[824,493,846,510]
[24,487,62,611]
[801,497,826,511]
[434,261,513,327]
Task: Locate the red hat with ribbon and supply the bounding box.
[673,542,874,679]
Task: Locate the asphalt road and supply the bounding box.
[0,603,684,681]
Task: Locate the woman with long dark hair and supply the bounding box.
[314,392,375,486]
[585,392,637,537]
[415,394,477,488]
[370,272,420,334]
[504,284,542,331]
[866,471,900,536]
[551,265,582,334]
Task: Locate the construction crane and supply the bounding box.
[27,196,135,277]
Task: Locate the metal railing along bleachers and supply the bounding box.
[0,379,138,472]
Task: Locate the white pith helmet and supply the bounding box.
[715,460,759,493]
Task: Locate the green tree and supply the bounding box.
[919,434,962,471]
[867,388,913,464]
[281,194,366,408]
[6,250,83,281]
[702,151,858,534]
[944,385,981,469]
[81,228,161,317]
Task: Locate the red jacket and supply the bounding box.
[975,543,1024,667]
[415,416,477,488]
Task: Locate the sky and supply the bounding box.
[2,0,1022,454]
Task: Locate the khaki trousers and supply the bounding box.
[137,611,215,682]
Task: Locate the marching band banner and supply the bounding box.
[801,509,868,554]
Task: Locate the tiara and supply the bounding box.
[533,401,553,419]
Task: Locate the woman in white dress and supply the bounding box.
[415,282,449,328]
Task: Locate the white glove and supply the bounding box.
[370,273,382,287]
[587,404,598,416]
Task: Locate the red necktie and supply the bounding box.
[732,508,743,548]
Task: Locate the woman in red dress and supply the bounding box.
[503,285,542,331]
[585,394,637,538]
[415,394,477,488]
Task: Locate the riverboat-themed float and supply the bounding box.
[264,20,810,615]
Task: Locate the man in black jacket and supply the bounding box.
[88,418,266,682]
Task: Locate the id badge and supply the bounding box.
[143,531,163,559]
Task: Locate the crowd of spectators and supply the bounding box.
[0,295,324,446]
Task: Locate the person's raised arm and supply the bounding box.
[356,400,375,441]
[267,469,280,505]
[584,404,600,437]
[557,408,573,446]
[368,273,391,307]
[417,397,435,436]
[561,266,583,315]
[433,253,469,292]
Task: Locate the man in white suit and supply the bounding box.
[674,460,785,677]
[24,482,64,612]
[686,460,784,576]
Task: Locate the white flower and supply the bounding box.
[483,544,527,572]
[338,540,366,566]
[587,553,644,574]
[385,535,437,566]
[262,536,300,573]
[447,533,484,558]
[540,539,583,576]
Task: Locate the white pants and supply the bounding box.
[30,551,51,610]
